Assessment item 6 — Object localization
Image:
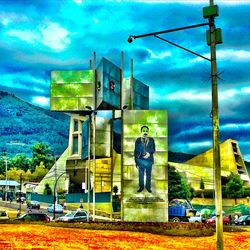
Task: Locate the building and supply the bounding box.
[0,180,20,200]
[170,139,250,190]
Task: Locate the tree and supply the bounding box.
[225,172,244,204]
[168,166,191,201]
[9,154,31,172]
[31,162,49,182]
[43,183,52,195]
[112,185,120,212]
[200,178,205,190]
[113,185,119,196]
[200,178,205,198]
[0,154,9,176]
[189,185,196,200]
[31,143,54,172]
[7,168,26,182]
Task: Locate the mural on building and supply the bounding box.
[123,110,168,222]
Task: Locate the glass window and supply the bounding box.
[77,212,87,217]
[73,136,78,154]
[74,120,78,132]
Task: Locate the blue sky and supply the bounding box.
[0,0,250,160]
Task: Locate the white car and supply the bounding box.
[47,204,64,213]
[188,215,203,223]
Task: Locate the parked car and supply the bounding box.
[47,204,64,213]
[205,215,230,225]
[14,212,50,222]
[234,215,250,225]
[0,210,9,221]
[57,210,91,222]
[188,214,205,223]
[27,201,40,209]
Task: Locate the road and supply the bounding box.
[0,200,67,219]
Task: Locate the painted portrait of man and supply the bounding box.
[134,126,155,193]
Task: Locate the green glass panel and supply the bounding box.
[50,97,78,111]
[51,83,93,98]
[51,70,94,83]
[123,110,167,124]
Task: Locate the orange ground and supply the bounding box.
[0,224,249,250]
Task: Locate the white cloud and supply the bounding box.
[244,154,250,161]
[145,48,171,63]
[147,48,171,59]
[6,29,40,44]
[0,72,48,90]
[73,0,83,4]
[2,18,10,26]
[32,96,49,107]
[176,125,211,138]
[169,140,212,155]
[221,123,250,130]
[132,0,250,4]
[190,49,250,63]
[188,141,212,149]
[219,89,238,100]
[241,87,250,93]
[40,23,71,51]
[167,91,210,101]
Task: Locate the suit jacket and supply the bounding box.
[134,137,155,165]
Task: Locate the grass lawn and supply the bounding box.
[0,224,249,249]
[0,206,18,219]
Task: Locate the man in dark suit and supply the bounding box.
[134,126,155,193]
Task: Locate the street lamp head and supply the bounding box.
[85,106,92,110]
[128,35,134,43]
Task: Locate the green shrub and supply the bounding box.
[243,186,250,197]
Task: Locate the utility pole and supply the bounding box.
[5,158,7,201]
[92,111,96,221]
[208,0,223,249]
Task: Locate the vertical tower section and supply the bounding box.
[122,110,168,222]
[123,77,149,110]
[96,58,121,109]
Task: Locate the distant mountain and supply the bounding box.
[168,151,196,163]
[0,91,69,156]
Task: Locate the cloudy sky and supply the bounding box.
[0,0,250,160]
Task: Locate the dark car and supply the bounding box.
[27,201,40,209]
[14,212,50,222]
[57,210,90,222]
[235,215,250,225]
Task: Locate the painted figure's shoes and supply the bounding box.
[137,188,144,192]
[146,188,152,193]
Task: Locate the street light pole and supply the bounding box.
[209,1,223,249]
[53,172,66,220]
[19,174,22,212]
